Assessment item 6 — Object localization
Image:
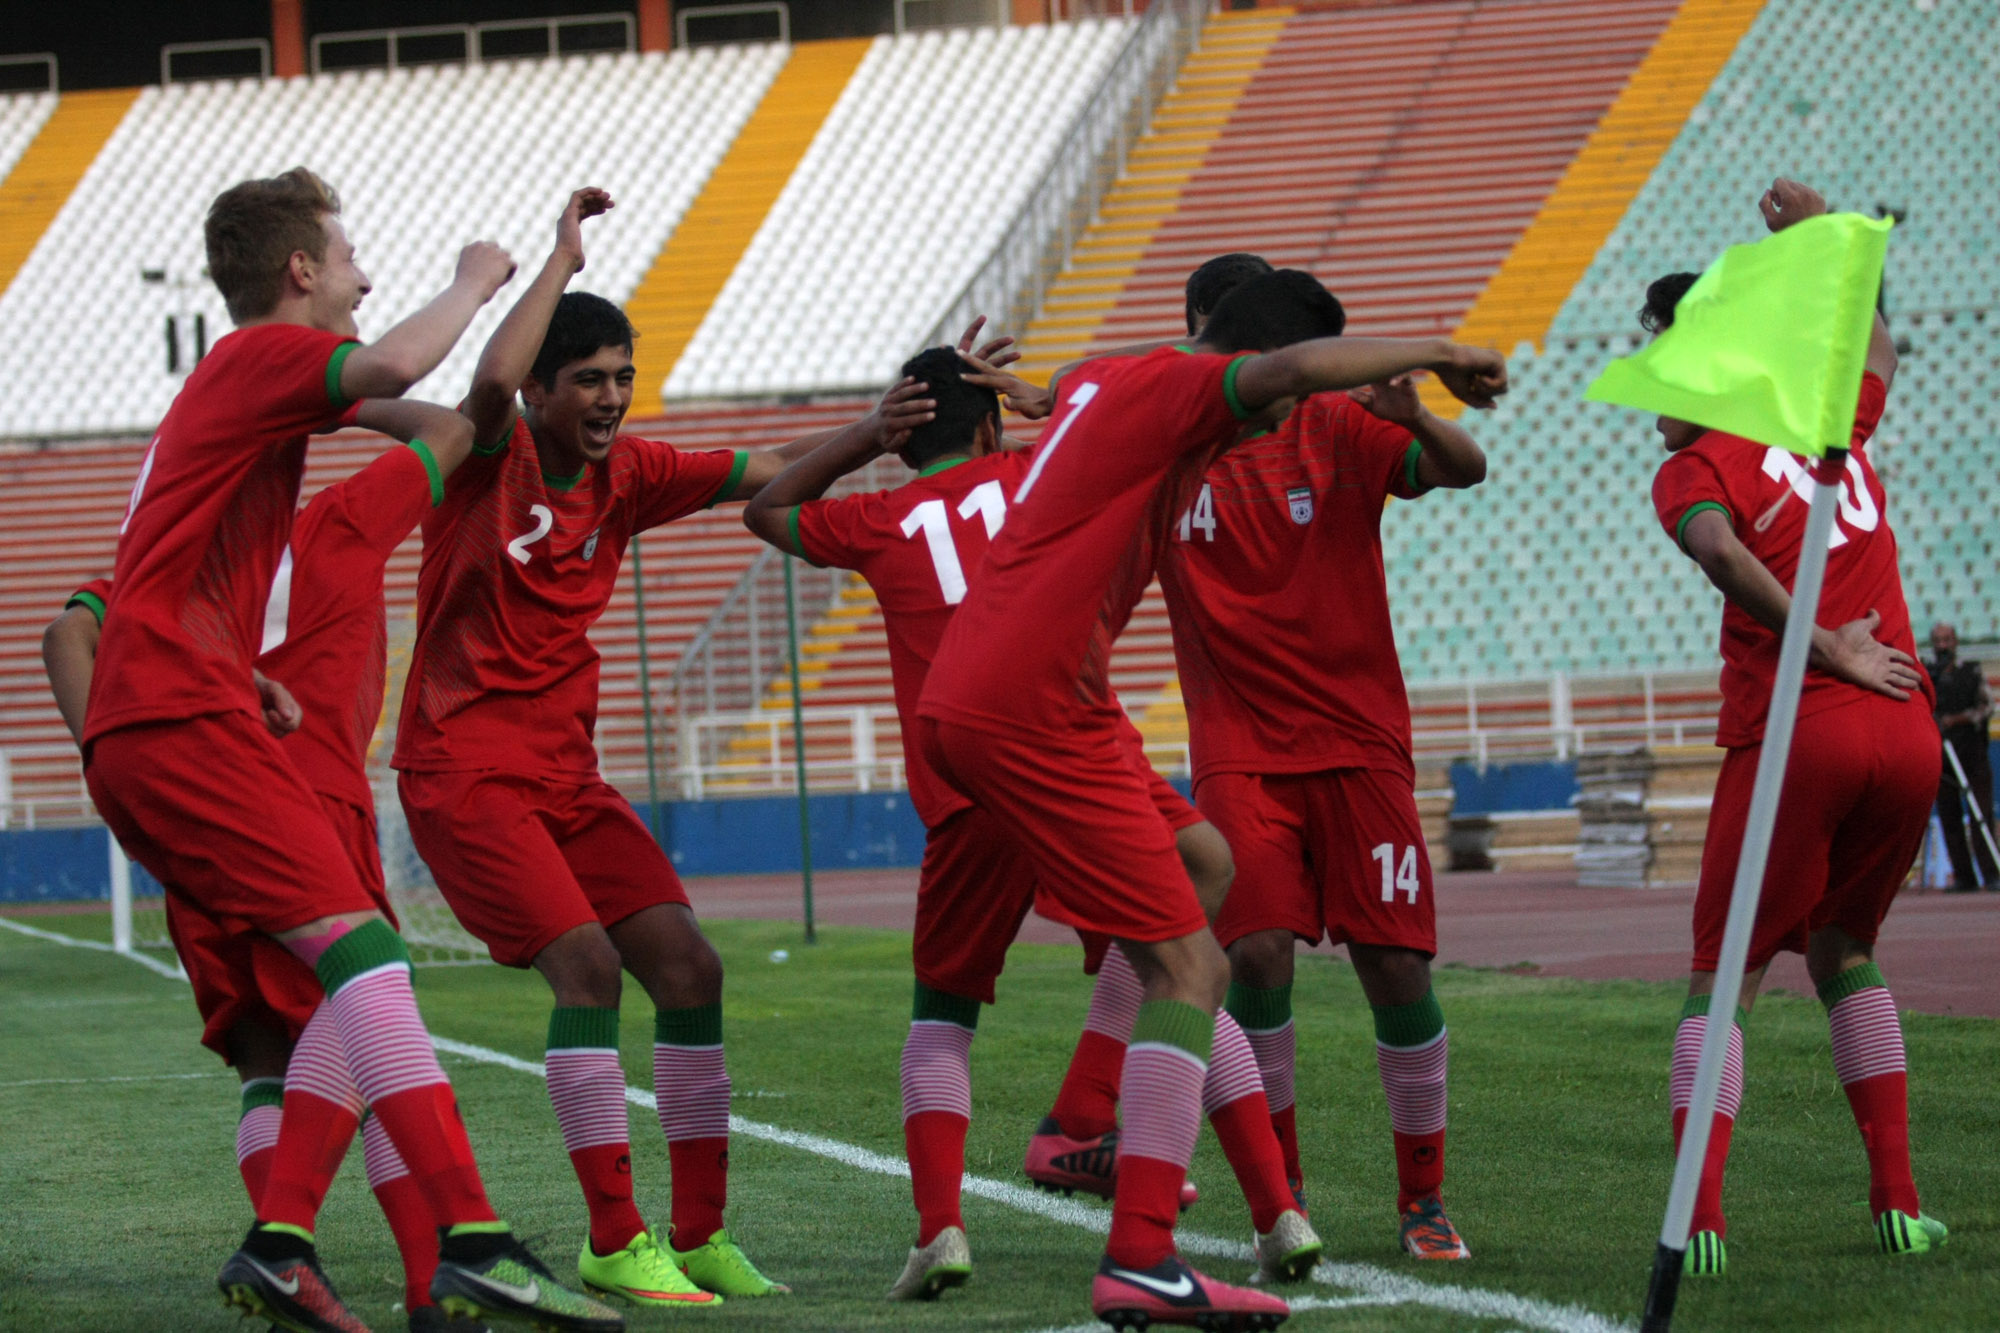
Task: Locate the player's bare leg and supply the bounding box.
[1349,944,1465,1259]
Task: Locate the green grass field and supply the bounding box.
[2,912,1994,1333]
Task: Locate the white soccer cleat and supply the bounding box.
[887,1225,972,1301]
[1252,1209,1324,1285]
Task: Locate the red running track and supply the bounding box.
[684,868,2000,1019]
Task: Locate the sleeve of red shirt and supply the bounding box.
[240,323,363,437]
[66,576,114,624]
[628,440,748,533]
[792,494,878,570]
[1850,371,1888,450]
[1134,351,1256,460]
[1652,447,1737,556]
[1327,395,1426,501]
[317,445,440,563]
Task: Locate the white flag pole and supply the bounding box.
[109,834,134,956]
[1641,446,1850,1332]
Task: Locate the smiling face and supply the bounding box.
[302,215,371,338]
[522,342,636,471]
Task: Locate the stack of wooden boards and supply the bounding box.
[1574,746,1723,888]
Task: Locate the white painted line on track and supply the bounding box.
[19,923,1632,1332]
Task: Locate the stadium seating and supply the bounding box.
[0,91,57,193]
[0,44,787,439]
[664,18,1134,400]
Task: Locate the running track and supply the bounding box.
[683,868,2000,1018]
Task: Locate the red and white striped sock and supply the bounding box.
[1226,981,1300,1188]
[1374,992,1449,1209]
[235,1078,285,1208]
[1204,1010,1292,1232]
[1107,1000,1211,1270]
[902,985,979,1245]
[1821,964,1919,1218]
[259,1007,365,1233]
[1669,999,1745,1236]
[547,1007,645,1254]
[1050,945,1142,1140]
[362,1114,441,1312]
[312,923,496,1226]
[655,1004,730,1246]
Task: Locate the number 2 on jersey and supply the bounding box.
[507,504,554,565]
[900,480,1007,605]
[1372,842,1420,904]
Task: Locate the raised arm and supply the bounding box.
[41,606,100,746]
[354,398,478,485]
[338,241,517,401]
[1232,335,1506,414]
[1758,176,1897,390]
[742,380,937,556]
[1680,507,1921,699]
[1347,373,1487,488]
[462,188,613,446]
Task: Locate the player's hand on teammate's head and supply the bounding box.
[1349,373,1423,424]
[456,241,518,298]
[557,187,615,270]
[1760,178,1828,233]
[955,315,1022,372]
[871,375,936,456]
[253,670,304,737]
[959,352,1054,421]
[1432,344,1507,410]
[1818,609,1922,701]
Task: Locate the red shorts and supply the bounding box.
[399,769,689,968]
[1199,767,1437,955]
[1693,692,1937,972]
[918,715,1208,946]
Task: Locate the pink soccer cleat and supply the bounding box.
[1025,1117,1198,1210]
[1091,1253,1288,1330]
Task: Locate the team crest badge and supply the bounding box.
[582,528,600,561]
[1287,486,1314,525]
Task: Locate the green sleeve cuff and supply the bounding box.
[786,506,819,565]
[1222,354,1255,421]
[1675,501,1732,556]
[1402,438,1432,496]
[325,340,359,409]
[706,450,751,508]
[66,590,107,625]
[405,439,444,507]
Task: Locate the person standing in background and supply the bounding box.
[1924,623,1996,891]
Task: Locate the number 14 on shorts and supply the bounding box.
[1372,843,1421,903]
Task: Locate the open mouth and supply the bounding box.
[583,418,618,448]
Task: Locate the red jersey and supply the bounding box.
[1160,393,1427,784]
[794,450,1033,827]
[85,323,358,744]
[394,416,745,778]
[1652,372,1930,747]
[70,444,439,811]
[919,346,1254,737]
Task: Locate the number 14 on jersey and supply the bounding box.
[1176,483,1216,543]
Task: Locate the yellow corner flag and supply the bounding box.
[1585,213,1892,458]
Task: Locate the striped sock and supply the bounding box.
[1107,1000,1211,1270]
[362,1114,440,1312]
[1374,991,1449,1210]
[1821,964,1920,1218]
[1669,993,1746,1237]
[548,1006,645,1254]
[1204,1009,1291,1232]
[1227,980,1300,1188]
[235,1078,285,1208]
[902,984,979,1245]
[655,1004,730,1246]
[258,1007,364,1233]
[315,921,496,1226]
[1050,946,1142,1139]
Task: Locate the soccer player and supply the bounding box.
[741,344,1315,1300]
[47,398,492,1333]
[1147,252,1487,1259]
[920,268,1505,1327]
[79,166,619,1332]
[396,190,814,1308]
[1647,178,1946,1274]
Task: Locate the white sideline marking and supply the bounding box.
[0,1071,225,1089]
[18,925,1631,1333]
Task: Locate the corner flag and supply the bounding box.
[1586,213,1891,458]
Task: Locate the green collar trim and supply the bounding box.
[917,455,973,477]
[542,462,588,492]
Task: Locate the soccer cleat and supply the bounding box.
[1683,1230,1726,1276]
[577,1229,719,1308]
[431,1232,625,1331]
[1398,1194,1470,1260]
[1877,1210,1949,1256]
[670,1227,791,1297]
[1092,1253,1289,1331]
[1025,1117,1199,1211]
[218,1239,373,1333]
[887,1225,973,1301]
[1251,1210,1323,1285]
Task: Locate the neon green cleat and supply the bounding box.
[430,1230,625,1332]
[577,1230,720,1308]
[670,1227,792,1297]
[1877,1210,1948,1256]
[1683,1230,1726,1276]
